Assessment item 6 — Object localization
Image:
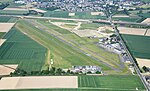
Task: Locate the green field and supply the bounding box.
[0,28,47,72]
[44,11,107,19]
[7,2,24,8]
[0,16,18,22]
[112,17,141,22]
[121,34,150,59]
[138,12,150,18]
[0,10,29,15]
[78,75,145,90]
[71,12,107,19]
[0,32,5,38]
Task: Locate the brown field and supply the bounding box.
[112,15,129,18]
[0,23,15,32]
[145,29,150,36]
[0,39,6,46]
[0,65,18,75]
[91,12,104,15]
[141,18,150,24]
[0,76,78,89]
[136,58,150,68]
[30,8,47,13]
[3,8,27,11]
[118,27,146,36]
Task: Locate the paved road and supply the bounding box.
[94,19,150,26]
[109,15,150,91]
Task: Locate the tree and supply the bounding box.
[67,70,71,74]
[56,68,63,75]
[50,67,56,73]
[41,70,49,75]
[142,66,149,72]
[96,71,101,74]
[87,71,92,74]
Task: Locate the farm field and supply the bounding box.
[44,11,107,19]
[78,75,145,90]
[0,75,145,91]
[71,12,107,19]
[0,10,29,15]
[3,8,27,11]
[0,28,47,72]
[121,34,150,59]
[118,27,147,36]
[0,76,78,89]
[0,16,18,23]
[16,20,111,70]
[129,10,150,14]
[0,23,15,32]
[138,12,150,18]
[136,58,150,68]
[0,32,5,38]
[112,17,140,22]
[141,18,150,24]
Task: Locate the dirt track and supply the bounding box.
[0,76,78,89]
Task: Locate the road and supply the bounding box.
[1,14,150,26]
[109,15,150,91]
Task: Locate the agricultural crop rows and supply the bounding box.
[78,75,145,90]
[0,16,18,23]
[121,34,150,59]
[0,28,47,72]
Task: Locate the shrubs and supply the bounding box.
[10,67,84,76]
